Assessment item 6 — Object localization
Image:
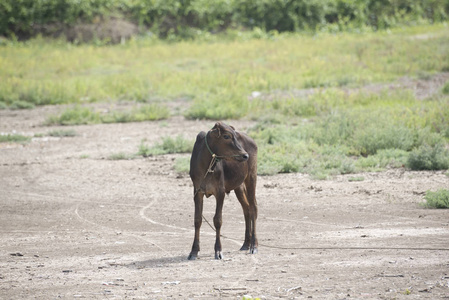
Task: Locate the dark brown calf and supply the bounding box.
[188,122,258,260]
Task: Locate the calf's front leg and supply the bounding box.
[188,191,204,260]
[214,191,225,259]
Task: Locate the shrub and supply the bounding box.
[137,141,152,157]
[423,189,449,208]
[353,124,415,156]
[407,144,449,170]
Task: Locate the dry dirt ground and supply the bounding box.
[1,103,449,300]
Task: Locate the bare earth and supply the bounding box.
[1,104,448,300]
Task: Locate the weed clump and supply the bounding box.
[423,189,449,208]
[108,152,135,160]
[0,134,31,143]
[48,129,77,137]
[138,135,193,157]
[407,144,449,170]
[442,81,449,95]
[45,106,101,125]
[45,104,170,125]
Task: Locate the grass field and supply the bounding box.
[1,24,448,178]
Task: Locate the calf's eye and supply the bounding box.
[223,134,231,140]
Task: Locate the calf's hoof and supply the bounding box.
[188,252,198,260]
[215,251,223,260]
[240,243,250,251]
[249,247,258,254]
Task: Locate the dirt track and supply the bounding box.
[1,106,449,299]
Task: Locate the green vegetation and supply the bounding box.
[443,80,449,95]
[138,135,193,157]
[1,22,448,178]
[48,129,77,137]
[407,143,449,170]
[348,176,365,182]
[44,105,170,125]
[248,88,449,177]
[1,25,449,111]
[108,152,136,160]
[0,134,31,143]
[9,101,35,110]
[423,189,449,209]
[174,157,191,174]
[1,0,448,40]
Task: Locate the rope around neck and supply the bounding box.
[193,130,241,197]
[205,130,242,160]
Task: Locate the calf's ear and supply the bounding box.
[212,122,222,137]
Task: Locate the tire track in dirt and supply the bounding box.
[74,202,170,254]
[139,196,244,248]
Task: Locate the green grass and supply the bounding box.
[1,24,449,177]
[348,176,365,182]
[407,143,449,171]
[48,129,77,137]
[138,135,193,157]
[45,104,170,125]
[108,152,136,160]
[0,134,31,143]
[442,80,449,95]
[174,157,190,173]
[1,24,448,114]
[249,90,449,178]
[423,189,449,209]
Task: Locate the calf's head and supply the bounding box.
[207,122,249,162]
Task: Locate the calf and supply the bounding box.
[188,122,258,260]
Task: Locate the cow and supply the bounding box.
[188,122,258,260]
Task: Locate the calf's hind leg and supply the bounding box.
[247,178,258,254]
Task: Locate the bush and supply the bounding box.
[423,189,449,208]
[1,0,448,40]
[407,143,449,170]
[353,124,415,156]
